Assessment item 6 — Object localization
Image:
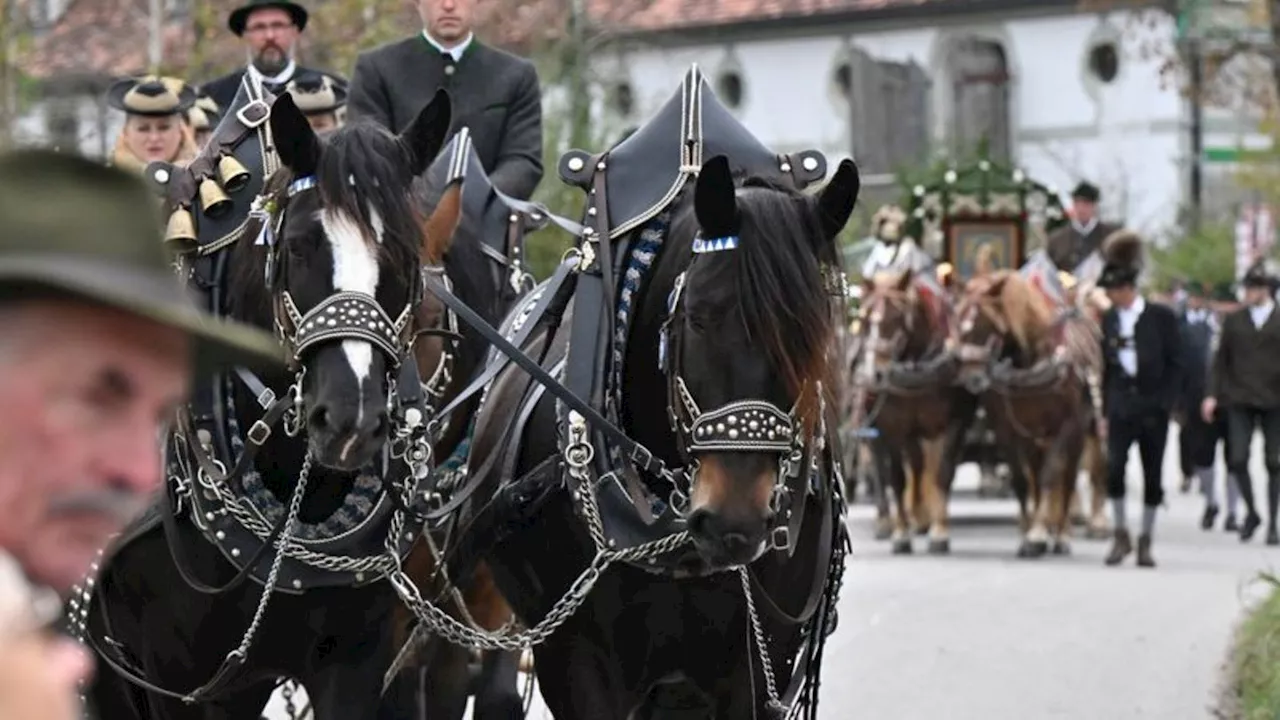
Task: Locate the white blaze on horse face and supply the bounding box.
[321,206,382,389]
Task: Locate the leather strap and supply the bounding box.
[421,273,670,477]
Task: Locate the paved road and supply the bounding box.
[266,426,1280,719]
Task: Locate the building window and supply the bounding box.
[717,71,744,108]
[1088,42,1119,83]
[948,37,1012,161]
[610,81,634,117]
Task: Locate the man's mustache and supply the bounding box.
[46,490,151,523]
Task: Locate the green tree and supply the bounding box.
[1147,219,1237,289]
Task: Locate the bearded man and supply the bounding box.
[199,0,332,112]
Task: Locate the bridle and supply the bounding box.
[657,233,840,552]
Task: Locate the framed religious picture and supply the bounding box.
[947,220,1023,278]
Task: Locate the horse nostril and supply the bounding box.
[686,509,710,538]
[721,532,751,555]
[309,405,332,431]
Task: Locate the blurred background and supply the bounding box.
[2,0,1277,286]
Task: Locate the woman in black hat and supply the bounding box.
[284,72,348,134]
[105,75,200,173]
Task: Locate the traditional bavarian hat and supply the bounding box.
[106,76,196,117]
[1096,229,1142,289]
[1242,258,1279,289]
[0,149,284,372]
[1071,181,1101,203]
[187,94,221,131]
[285,73,347,115]
[228,0,308,36]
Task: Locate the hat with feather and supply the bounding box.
[1096,229,1142,289]
[106,75,196,117]
[1242,258,1280,289]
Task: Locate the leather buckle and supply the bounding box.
[257,388,276,409]
[237,100,269,129]
[247,419,271,446]
[770,526,791,552]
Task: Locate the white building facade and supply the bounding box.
[592,1,1263,241]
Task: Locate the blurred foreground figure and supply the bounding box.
[0,149,282,593]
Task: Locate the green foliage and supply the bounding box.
[1148,221,1237,290]
[1233,572,1280,720]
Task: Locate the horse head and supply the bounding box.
[854,267,943,378]
[951,270,1058,392]
[661,154,859,567]
[239,89,454,471]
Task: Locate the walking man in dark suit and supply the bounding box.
[1176,283,1223,525]
[1047,181,1121,273]
[1202,260,1280,544]
[199,0,331,112]
[346,0,543,200]
[1098,231,1182,568]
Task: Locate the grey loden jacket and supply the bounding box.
[347,35,544,202]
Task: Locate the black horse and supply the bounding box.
[80,90,466,719]
[456,155,859,717]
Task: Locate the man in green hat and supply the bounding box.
[0,148,283,598]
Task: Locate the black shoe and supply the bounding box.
[1202,505,1220,531]
[1105,529,1133,566]
[1268,528,1280,546]
[1241,513,1263,542]
[1137,535,1156,568]
[1225,514,1240,532]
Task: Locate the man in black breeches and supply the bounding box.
[1203,260,1280,544]
[1098,231,1182,567]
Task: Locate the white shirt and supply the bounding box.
[1250,300,1275,329]
[247,58,297,86]
[422,30,473,62]
[1071,217,1099,236]
[1116,296,1145,377]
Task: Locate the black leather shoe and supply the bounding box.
[1225,514,1239,532]
[1241,513,1262,542]
[1202,505,1219,531]
[1267,528,1280,546]
[1137,534,1156,568]
[1105,529,1133,566]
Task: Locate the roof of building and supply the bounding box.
[587,0,1075,35]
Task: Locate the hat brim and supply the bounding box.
[229,1,309,35]
[0,254,286,375]
[107,79,197,117]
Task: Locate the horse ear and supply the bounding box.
[987,275,1009,296]
[422,180,463,265]
[270,94,320,177]
[400,88,453,177]
[694,155,739,239]
[896,268,913,292]
[817,159,861,240]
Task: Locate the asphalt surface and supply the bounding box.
[264,426,1280,719]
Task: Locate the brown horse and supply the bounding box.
[853,269,962,553]
[950,270,1090,557]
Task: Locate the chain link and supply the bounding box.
[740,566,788,716]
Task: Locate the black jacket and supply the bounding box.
[1178,308,1216,409]
[1101,299,1183,417]
[199,65,332,115]
[1210,305,1280,410]
[347,37,543,201]
[1047,220,1121,272]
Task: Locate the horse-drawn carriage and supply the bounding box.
[910,158,1068,497]
[74,64,853,720]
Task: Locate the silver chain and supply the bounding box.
[739,566,788,715]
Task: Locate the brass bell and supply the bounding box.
[164,205,198,251]
[198,176,232,218]
[217,154,251,193]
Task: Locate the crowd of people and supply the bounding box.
[857,181,1280,568]
[0,0,545,716]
